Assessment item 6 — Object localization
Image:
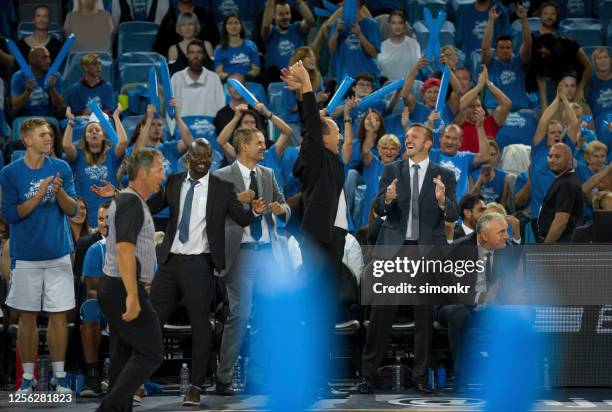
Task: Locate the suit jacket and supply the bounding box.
[293,91,344,243]
[147,171,254,271]
[373,158,458,257]
[214,162,291,276]
[453,224,467,241]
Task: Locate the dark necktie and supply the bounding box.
[484,252,493,288]
[249,170,262,241]
[178,179,199,243]
[411,164,420,240]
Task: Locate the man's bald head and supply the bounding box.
[28,46,51,72]
[547,142,573,175]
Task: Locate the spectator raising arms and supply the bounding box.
[63,105,128,227]
[214,13,261,81]
[168,12,213,75]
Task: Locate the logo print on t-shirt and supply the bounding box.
[278,39,296,57]
[219,0,239,15]
[505,112,526,128]
[86,96,102,107]
[499,70,517,85]
[84,164,109,181]
[229,52,251,66]
[566,0,584,15]
[472,20,488,40]
[29,86,49,108]
[191,118,216,138]
[439,160,462,182]
[345,33,362,51]
[596,88,612,109]
[25,178,56,204]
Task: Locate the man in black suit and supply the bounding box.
[281,61,347,397]
[359,123,458,394]
[454,193,486,240]
[147,139,265,406]
[438,211,519,392]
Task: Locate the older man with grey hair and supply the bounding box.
[436,211,514,392]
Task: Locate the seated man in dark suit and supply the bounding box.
[572,191,612,243]
[454,193,486,240]
[437,211,519,392]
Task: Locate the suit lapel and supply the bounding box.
[231,162,245,192]
[398,160,412,216]
[255,166,264,200]
[207,174,215,221]
[171,173,187,207]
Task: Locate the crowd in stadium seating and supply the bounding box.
[0,0,611,405]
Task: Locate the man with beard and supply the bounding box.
[538,143,584,244]
[170,39,225,117]
[11,46,64,117]
[148,138,264,405]
[535,0,560,37]
[261,0,315,84]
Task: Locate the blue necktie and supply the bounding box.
[249,170,262,241]
[178,179,199,243]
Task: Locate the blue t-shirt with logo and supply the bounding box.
[430,150,478,201]
[485,56,529,111]
[67,80,114,115]
[214,40,260,76]
[281,146,300,198]
[458,3,510,59]
[328,17,381,81]
[587,74,612,120]
[576,162,595,222]
[210,0,258,25]
[71,146,122,228]
[360,154,385,228]
[83,238,107,278]
[470,167,507,204]
[11,70,63,117]
[265,22,304,69]
[0,156,76,261]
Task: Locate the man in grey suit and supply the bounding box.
[359,123,458,394]
[214,126,290,395]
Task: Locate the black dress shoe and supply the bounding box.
[414,382,434,394]
[357,376,373,394]
[182,385,201,406]
[215,381,235,396]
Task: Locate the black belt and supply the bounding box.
[240,242,272,251]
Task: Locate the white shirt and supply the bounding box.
[170,173,210,254]
[170,67,225,117]
[334,189,348,230]
[475,241,494,305]
[462,223,475,237]
[378,36,421,82]
[405,157,429,240]
[343,233,364,286]
[237,162,271,244]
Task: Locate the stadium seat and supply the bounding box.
[10,150,26,163]
[117,52,165,90]
[405,0,447,25]
[116,22,160,56]
[448,0,474,24]
[63,52,113,91]
[599,0,612,27]
[607,24,612,46]
[582,45,612,58]
[559,18,604,48]
[510,17,541,53]
[11,116,60,142]
[17,22,62,41]
[18,0,62,26]
[413,20,456,51]
[496,111,538,151]
[178,116,221,154]
[267,82,285,117]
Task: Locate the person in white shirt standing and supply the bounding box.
[171,39,225,117]
[377,10,420,82]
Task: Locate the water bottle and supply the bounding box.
[232,356,242,392]
[391,355,402,392]
[543,357,551,391]
[38,355,50,391]
[179,363,189,394]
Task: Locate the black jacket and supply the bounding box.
[293,91,344,243]
[147,172,254,271]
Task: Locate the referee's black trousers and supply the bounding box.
[98,276,164,412]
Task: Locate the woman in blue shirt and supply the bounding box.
[214,13,261,81]
[587,48,612,120]
[62,105,128,227]
[469,140,510,205]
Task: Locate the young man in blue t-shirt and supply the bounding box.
[67,53,114,116]
[10,46,64,117]
[457,0,510,60]
[260,0,314,83]
[0,118,78,393]
[79,202,111,398]
[328,0,381,81]
[481,3,532,111]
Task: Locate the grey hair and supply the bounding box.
[127,148,163,182]
[176,12,201,36]
[476,212,506,235]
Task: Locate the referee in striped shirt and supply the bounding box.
[97,148,166,412]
